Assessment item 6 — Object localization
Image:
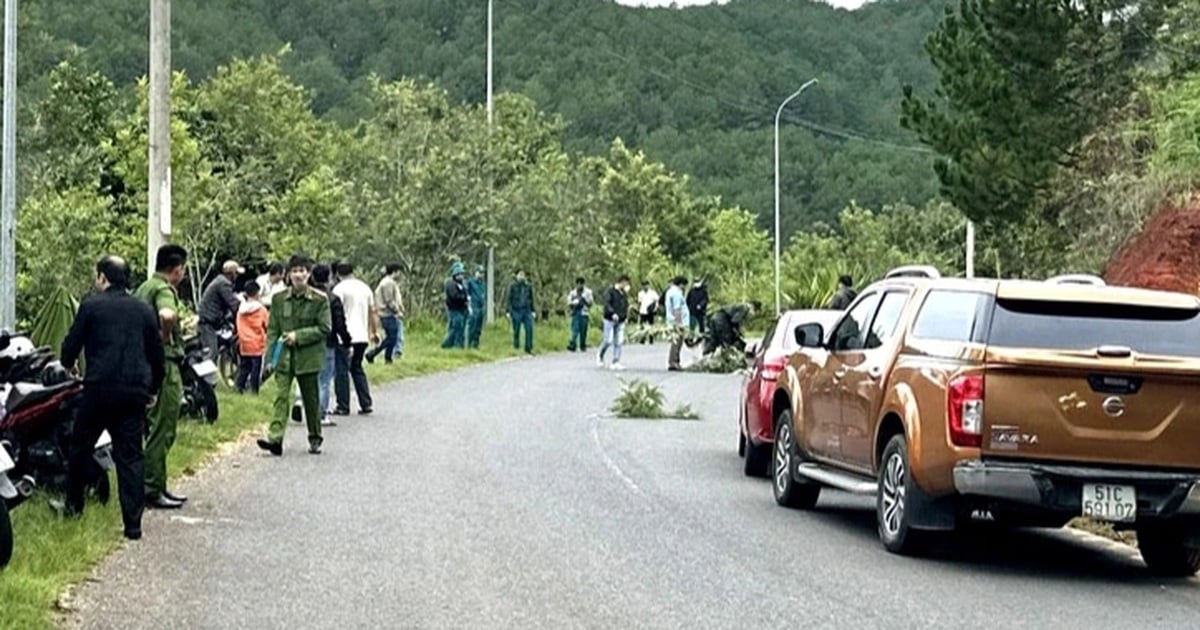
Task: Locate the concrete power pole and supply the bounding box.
[485,0,495,324]
[0,0,16,329]
[147,0,171,277]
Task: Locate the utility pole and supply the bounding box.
[773,78,818,316]
[0,0,16,329]
[147,0,171,278]
[485,0,495,323]
[966,220,976,279]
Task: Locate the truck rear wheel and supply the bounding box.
[1137,522,1200,577]
[877,435,930,555]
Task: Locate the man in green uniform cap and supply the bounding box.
[257,254,332,456]
[134,244,189,509]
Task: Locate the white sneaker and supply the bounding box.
[610,363,625,371]
[597,356,606,368]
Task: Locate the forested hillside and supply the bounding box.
[18,0,945,235]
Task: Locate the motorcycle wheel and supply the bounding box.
[197,379,219,423]
[0,499,12,569]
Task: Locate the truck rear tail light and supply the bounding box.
[948,373,983,447]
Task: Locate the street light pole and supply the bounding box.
[147,0,171,278]
[966,220,976,279]
[485,0,495,324]
[0,0,17,329]
[773,78,817,316]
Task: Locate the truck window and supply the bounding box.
[864,291,909,350]
[832,293,881,352]
[987,299,1200,357]
[911,290,990,343]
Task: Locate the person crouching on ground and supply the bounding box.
[257,254,331,456]
[235,281,269,394]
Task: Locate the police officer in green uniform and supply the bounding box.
[257,254,332,456]
[134,244,189,509]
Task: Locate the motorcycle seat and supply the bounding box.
[6,380,80,414]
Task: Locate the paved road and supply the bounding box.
[67,346,1199,629]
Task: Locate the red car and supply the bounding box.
[738,309,840,477]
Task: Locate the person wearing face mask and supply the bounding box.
[256,254,332,456]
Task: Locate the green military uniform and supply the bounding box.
[266,285,332,449]
[134,273,184,498]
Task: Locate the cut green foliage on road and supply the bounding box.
[611,379,699,421]
[0,318,569,630]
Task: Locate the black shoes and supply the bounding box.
[124,528,142,541]
[330,408,350,416]
[256,439,283,456]
[308,440,323,455]
[147,493,184,510]
[163,490,188,503]
[358,408,373,416]
[291,404,303,423]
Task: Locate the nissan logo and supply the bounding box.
[1102,396,1126,417]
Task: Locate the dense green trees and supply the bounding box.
[15,0,946,236]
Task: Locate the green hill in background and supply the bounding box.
[20,0,945,235]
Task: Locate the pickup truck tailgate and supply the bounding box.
[980,294,1200,470]
[982,358,1200,468]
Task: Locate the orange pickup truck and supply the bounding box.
[770,266,1200,575]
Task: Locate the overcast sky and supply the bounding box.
[614,0,874,9]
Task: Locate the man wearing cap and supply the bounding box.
[466,265,487,349]
[198,259,244,357]
[442,262,469,349]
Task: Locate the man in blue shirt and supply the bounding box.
[665,275,690,371]
[466,265,487,349]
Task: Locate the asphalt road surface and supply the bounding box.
[66,345,1200,629]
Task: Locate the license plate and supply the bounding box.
[192,360,218,378]
[1082,483,1137,522]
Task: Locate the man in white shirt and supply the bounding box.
[331,262,378,415]
[637,281,660,344]
[255,262,287,306]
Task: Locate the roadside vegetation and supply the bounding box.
[611,380,699,421]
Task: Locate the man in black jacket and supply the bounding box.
[826,275,858,310]
[310,264,352,423]
[197,259,243,355]
[597,275,632,370]
[60,256,165,540]
[442,262,470,349]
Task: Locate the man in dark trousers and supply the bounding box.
[686,278,709,335]
[60,256,165,540]
[508,270,535,354]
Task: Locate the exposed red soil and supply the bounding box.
[1104,194,1200,294]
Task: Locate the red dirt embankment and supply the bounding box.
[1104,195,1200,294]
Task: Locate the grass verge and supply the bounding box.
[1,317,570,630]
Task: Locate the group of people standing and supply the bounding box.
[58,246,407,541]
[441,263,537,354]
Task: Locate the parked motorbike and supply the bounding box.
[181,335,220,423]
[0,331,114,569]
[216,322,240,389]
